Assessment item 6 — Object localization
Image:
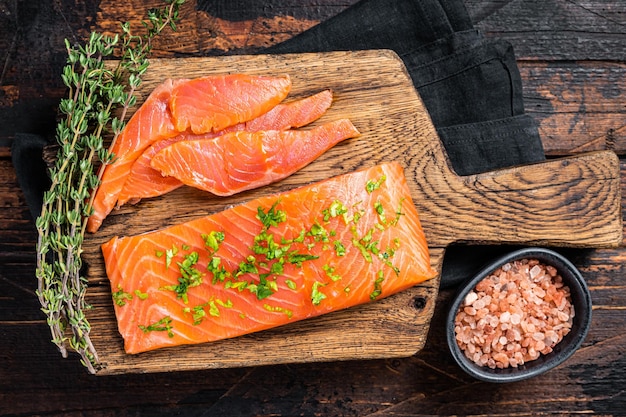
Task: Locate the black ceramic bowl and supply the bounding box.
[446,247,592,383]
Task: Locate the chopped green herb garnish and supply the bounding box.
[322,200,348,222]
[257,200,286,230]
[370,271,385,300]
[292,229,307,243]
[270,259,285,275]
[184,304,207,325]
[285,279,297,290]
[323,264,342,282]
[352,238,373,262]
[247,275,275,300]
[165,244,179,268]
[138,316,174,338]
[392,198,406,225]
[184,298,232,325]
[112,285,133,307]
[366,175,386,193]
[134,289,149,300]
[333,240,346,257]
[208,300,220,317]
[308,221,330,242]
[287,251,319,267]
[160,251,204,304]
[311,281,327,306]
[216,298,233,308]
[202,230,225,252]
[225,280,248,291]
[235,258,258,277]
[263,303,293,318]
[374,200,386,224]
[253,230,288,260]
[208,256,230,284]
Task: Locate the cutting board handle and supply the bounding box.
[410,147,623,248]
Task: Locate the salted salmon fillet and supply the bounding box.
[117,90,333,206]
[169,74,292,134]
[150,119,360,197]
[87,79,184,233]
[87,74,293,233]
[101,162,437,354]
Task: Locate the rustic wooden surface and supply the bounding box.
[81,51,621,375]
[1,0,625,415]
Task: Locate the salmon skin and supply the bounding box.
[150,119,360,197]
[87,74,293,233]
[117,90,334,206]
[102,162,437,354]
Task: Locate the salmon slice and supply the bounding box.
[87,74,295,233]
[150,119,360,197]
[101,162,437,354]
[86,79,185,233]
[169,74,292,134]
[117,90,334,206]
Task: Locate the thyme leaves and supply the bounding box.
[34,0,184,373]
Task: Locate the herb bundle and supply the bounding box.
[35,0,185,373]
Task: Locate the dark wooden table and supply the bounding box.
[1,1,625,415]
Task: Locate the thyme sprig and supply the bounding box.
[35,0,185,373]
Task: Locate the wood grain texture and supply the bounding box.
[466,0,626,156]
[2,1,626,415]
[80,51,622,374]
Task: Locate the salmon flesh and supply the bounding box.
[150,119,360,197]
[87,74,293,233]
[116,90,334,206]
[102,162,437,354]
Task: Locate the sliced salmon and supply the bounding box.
[117,90,334,206]
[150,119,360,197]
[87,74,295,233]
[86,79,184,233]
[101,162,437,354]
[169,74,292,134]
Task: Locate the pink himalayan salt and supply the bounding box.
[454,258,575,369]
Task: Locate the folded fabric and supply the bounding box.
[438,114,543,176]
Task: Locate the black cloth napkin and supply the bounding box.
[12,0,546,289]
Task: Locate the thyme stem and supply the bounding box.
[35,0,185,373]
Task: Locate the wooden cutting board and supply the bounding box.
[82,50,622,375]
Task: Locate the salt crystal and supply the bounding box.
[464,306,477,316]
[454,258,573,370]
[464,291,478,306]
[535,340,546,352]
[532,332,545,341]
[530,265,542,280]
[557,310,570,322]
[500,311,511,323]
